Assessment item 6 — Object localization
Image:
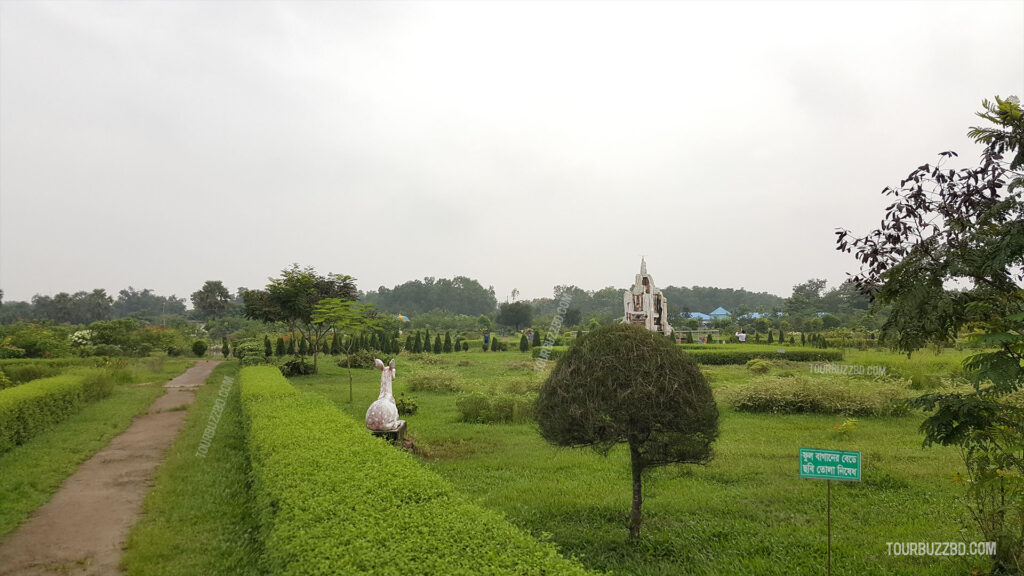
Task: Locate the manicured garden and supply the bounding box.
[275,346,982,575]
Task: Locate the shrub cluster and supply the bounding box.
[727,375,907,416]
[0,368,117,453]
[456,392,535,424]
[237,366,591,576]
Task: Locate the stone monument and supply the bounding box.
[622,258,673,336]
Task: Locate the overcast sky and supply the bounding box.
[1,1,1022,305]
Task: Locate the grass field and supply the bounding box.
[0,357,195,538]
[122,361,264,576]
[287,347,987,575]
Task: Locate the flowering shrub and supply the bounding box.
[70,330,93,348]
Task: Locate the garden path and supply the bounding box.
[0,360,220,576]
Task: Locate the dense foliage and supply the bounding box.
[237,366,592,576]
[837,95,1024,571]
[363,276,498,316]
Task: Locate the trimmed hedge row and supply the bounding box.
[456,391,535,424]
[531,346,568,361]
[680,348,844,365]
[728,375,908,416]
[238,366,592,576]
[0,369,115,453]
[534,345,841,365]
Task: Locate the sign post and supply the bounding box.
[799,448,862,576]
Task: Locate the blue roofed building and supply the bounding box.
[709,307,730,319]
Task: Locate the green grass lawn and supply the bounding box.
[122,361,263,576]
[0,357,194,538]
[289,348,989,575]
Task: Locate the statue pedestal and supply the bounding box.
[370,421,407,445]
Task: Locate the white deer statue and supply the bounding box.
[365,358,404,432]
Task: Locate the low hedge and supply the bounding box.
[456,392,535,424]
[531,346,568,361]
[680,348,843,365]
[0,369,116,453]
[533,345,842,365]
[727,375,907,416]
[238,366,591,576]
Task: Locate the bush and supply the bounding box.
[531,346,568,361]
[92,344,125,357]
[395,393,419,415]
[338,349,380,370]
[0,368,117,453]
[77,368,118,401]
[166,345,187,357]
[279,358,315,377]
[407,371,460,393]
[192,340,208,357]
[728,375,907,416]
[234,340,267,366]
[745,358,773,374]
[456,392,535,424]
[0,370,11,390]
[237,366,590,576]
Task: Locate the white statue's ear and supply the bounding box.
[388,358,396,371]
[374,358,385,370]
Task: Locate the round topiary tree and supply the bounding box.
[535,323,719,540]
[192,340,208,357]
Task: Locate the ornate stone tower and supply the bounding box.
[622,258,673,335]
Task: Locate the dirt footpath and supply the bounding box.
[0,360,220,576]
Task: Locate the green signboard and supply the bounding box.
[799,448,861,482]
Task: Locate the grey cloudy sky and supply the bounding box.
[1,0,1022,304]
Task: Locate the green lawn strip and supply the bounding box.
[122,361,263,576]
[291,350,991,576]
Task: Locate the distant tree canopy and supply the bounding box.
[190,281,232,321]
[362,276,497,316]
[243,264,358,373]
[528,284,787,323]
[113,287,187,320]
[497,301,533,331]
[0,286,189,325]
